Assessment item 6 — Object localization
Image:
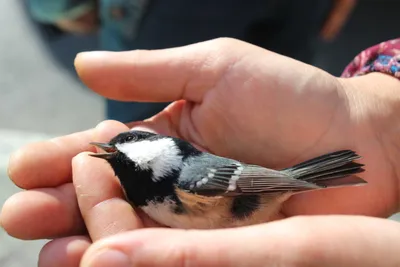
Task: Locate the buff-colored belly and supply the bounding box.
[141,193,291,229]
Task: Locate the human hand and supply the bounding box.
[78,215,400,267]
[1,38,399,266]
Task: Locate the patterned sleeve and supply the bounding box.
[341,38,400,79]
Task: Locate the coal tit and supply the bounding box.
[90,130,366,229]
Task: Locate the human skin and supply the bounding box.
[1,38,399,266]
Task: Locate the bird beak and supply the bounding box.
[89,142,117,159]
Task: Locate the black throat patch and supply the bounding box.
[106,152,181,207]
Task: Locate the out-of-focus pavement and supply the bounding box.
[0,0,399,266]
[0,1,103,266]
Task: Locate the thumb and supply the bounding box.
[74,38,255,103]
[80,216,400,267]
[79,225,283,267]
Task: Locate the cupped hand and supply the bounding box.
[78,215,400,267]
[1,38,398,266]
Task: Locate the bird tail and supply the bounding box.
[282,150,366,188]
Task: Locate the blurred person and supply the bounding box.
[27,0,356,123]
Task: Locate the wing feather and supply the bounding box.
[179,162,320,197]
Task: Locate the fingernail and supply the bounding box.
[85,249,131,267]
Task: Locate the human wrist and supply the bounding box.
[338,73,400,210]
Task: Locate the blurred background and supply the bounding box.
[0,0,399,266]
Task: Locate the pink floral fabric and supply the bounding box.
[341,38,400,79]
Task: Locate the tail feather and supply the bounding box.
[310,175,366,188]
[282,150,366,188]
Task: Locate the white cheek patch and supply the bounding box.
[116,138,183,181]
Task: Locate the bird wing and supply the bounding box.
[178,160,320,197]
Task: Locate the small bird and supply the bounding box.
[90,130,366,229]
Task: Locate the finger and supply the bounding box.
[8,129,95,189]
[80,216,400,267]
[75,121,166,235]
[133,100,209,151]
[147,100,200,145]
[74,38,253,103]
[1,183,85,240]
[39,236,91,267]
[72,149,144,241]
[1,121,162,240]
[8,120,134,189]
[128,100,186,138]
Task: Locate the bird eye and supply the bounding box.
[125,135,135,142]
